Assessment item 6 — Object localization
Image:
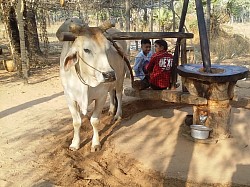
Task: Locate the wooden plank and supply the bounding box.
[58,31,194,42]
[106,32,194,40]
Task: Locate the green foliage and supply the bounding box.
[153,7,172,31]
[226,0,250,22]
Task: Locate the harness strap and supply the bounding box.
[106,36,135,88]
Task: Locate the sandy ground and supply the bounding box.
[0,58,250,187]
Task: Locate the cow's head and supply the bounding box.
[60,20,116,87]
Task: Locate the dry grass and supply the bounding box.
[188,23,250,63]
[210,34,250,61]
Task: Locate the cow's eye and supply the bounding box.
[84,49,91,54]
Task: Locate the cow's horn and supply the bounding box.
[99,19,116,32]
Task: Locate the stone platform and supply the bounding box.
[124,88,207,105]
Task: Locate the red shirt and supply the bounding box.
[146,51,173,89]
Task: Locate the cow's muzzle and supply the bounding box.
[102,71,116,82]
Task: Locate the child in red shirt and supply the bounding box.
[146,39,173,90]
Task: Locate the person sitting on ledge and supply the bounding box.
[133,39,152,90]
[133,39,174,90]
[146,39,173,90]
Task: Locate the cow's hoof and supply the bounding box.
[108,111,114,116]
[112,115,122,123]
[69,144,79,151]
[108,108,116,116]
[91,145,101,152]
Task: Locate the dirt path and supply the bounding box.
[0,63,250,187]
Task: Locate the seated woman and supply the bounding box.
[146,39,173,90]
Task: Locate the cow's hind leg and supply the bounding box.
[90,96,107,152]
[114,90,122,121]
[68,100,81,151]
[113,77,124,121]
[108,89,117,116]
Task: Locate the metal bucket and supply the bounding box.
[190,125,212,139]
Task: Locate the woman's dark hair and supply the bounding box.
[141,39,151,45]
[154,39,168,50]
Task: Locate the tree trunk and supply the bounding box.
[171,0,175,31]
[125,0,130,32]
[143,8,148,30]
[17,0,29,82]
[1,2,22,74]
[9,6,21,54]
[23,2,43,58]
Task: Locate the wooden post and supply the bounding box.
[172,0,189,89]
[206,0,211,42]
[180,38,188,92]
[195,0,211,73]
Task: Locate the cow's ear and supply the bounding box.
[64,50,78,71]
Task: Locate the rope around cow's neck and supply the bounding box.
[75,53,104,86]
[75,60,88,86]
[74,38,135,88]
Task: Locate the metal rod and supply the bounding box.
[195,0,211,73]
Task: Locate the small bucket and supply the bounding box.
[190,125,212,139]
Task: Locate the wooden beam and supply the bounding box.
[58,31,194,41]
[57,32,76,41]
[106,32,194,40]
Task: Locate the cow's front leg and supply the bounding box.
[67,100,81,151]
[90,96,107,152]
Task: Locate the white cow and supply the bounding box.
[57,18,127,151]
